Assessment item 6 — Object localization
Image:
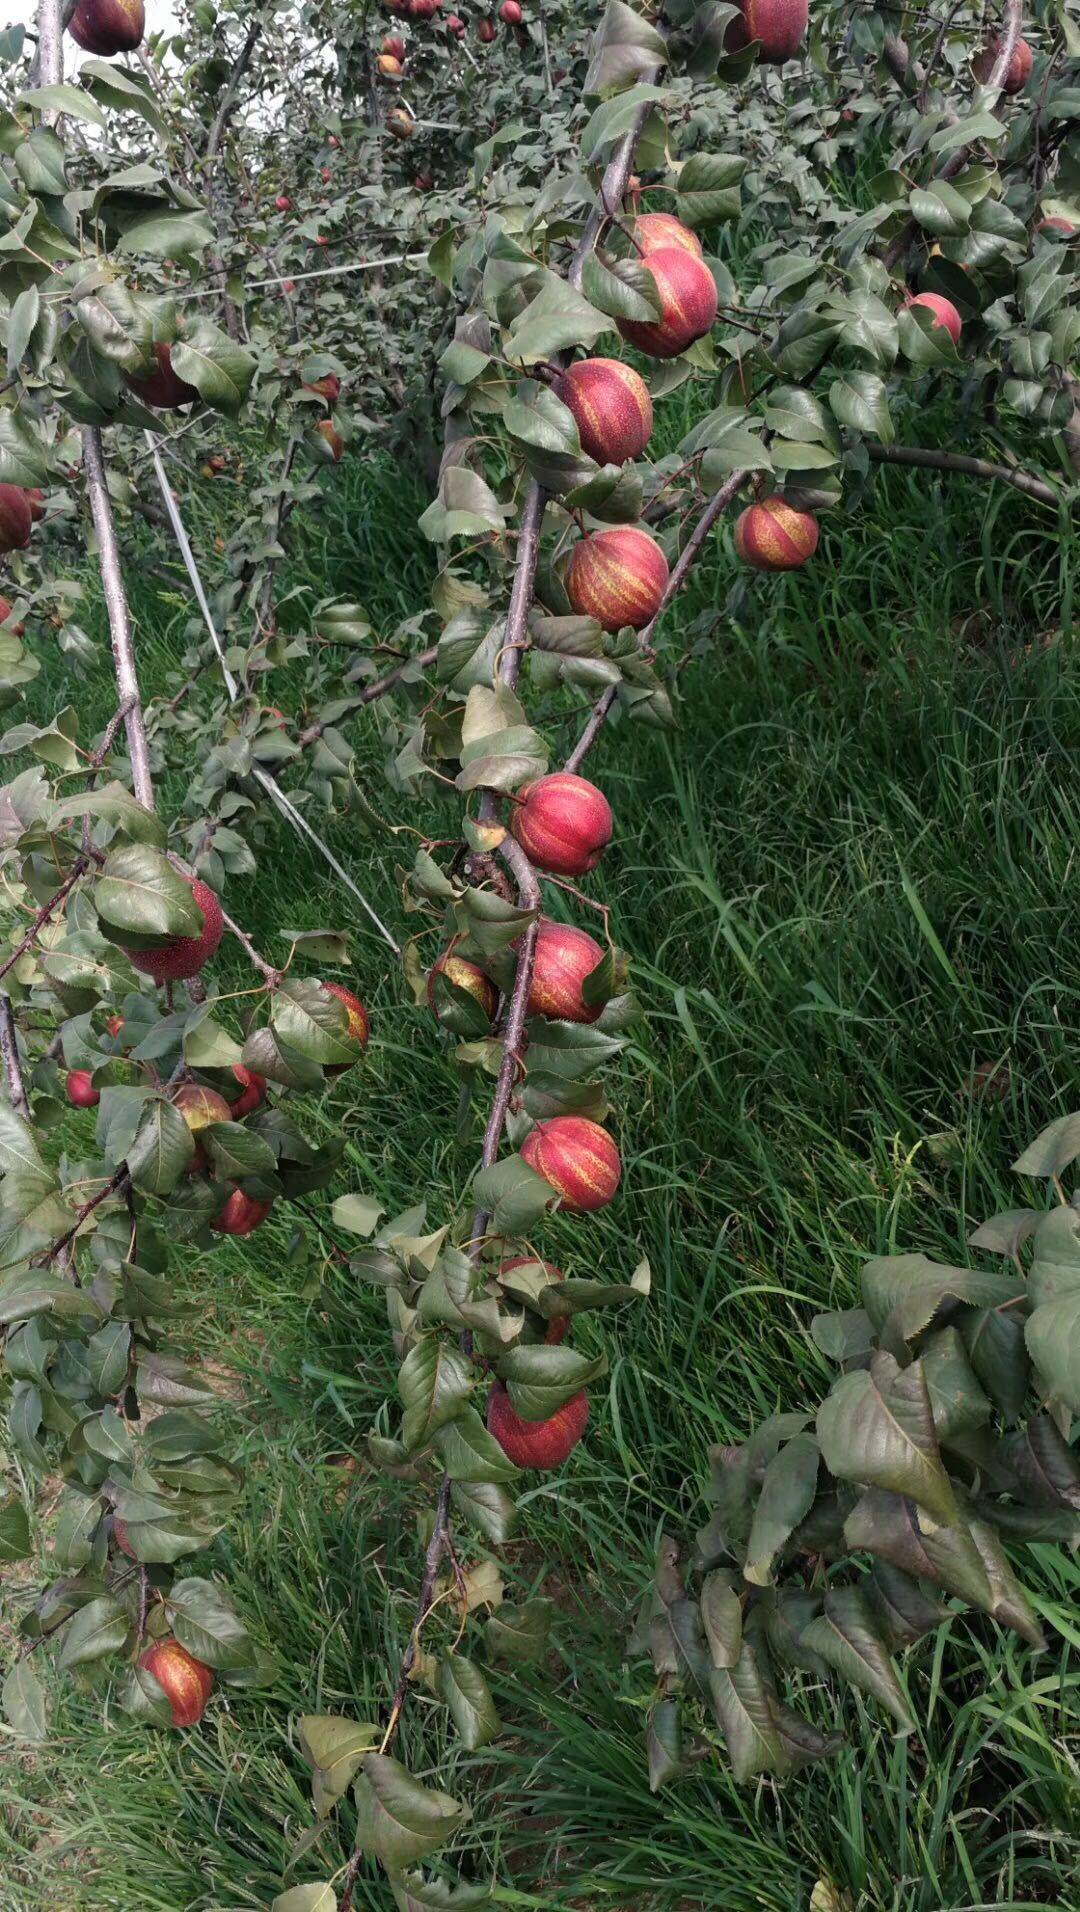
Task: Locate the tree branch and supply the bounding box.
[565,467,750,774]
[0,993,30,1119]
[205,18,262,161]
[0,859,90,987]
[145,443,402,954]
[82,427,154,812]
[296,646,440,748]
[867,440,1060,505]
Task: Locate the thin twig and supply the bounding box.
[0,860,90,987]
[145,446,401,954]
[296,646,440,747]
[867,440,1060,505]
[82,427,154,811]
[0,994,30,1119]
[565,469,749,774]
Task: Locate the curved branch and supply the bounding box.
[867,440,1061,505]
[566,466,750,774]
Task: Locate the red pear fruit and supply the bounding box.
[554,357,653,466]
[124,342,199,411]
[510,772,612,876]
[616,247,718,359]
[66,1070,100,1109]
[139,1639,213,1727]
[123,875,224,984]
[487,1382,587,1467]
[566,526,668,633]
[69,0,144,57]
[734,495,819,571]
[520,1115,621,1212]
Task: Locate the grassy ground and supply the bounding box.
[3,418,1080,1912]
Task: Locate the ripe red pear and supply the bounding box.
[66,1070,100,1109]
[487,1382,587,1468]
[632,213,703,260]
[524,920,605,1025]
[554,358,653,466]
[616,247,718,359]
[500,0,523,19]
[316,420,344,461]
[908,291,962,345]
[726,0,809,62]
[973,34,1033,94]
[212,1187,273,1236]
[123,876,224,984]
[229,1064,267,1118]
[427,951,498,1022]
[734,495,819,571]
[510,772,612,876]
[478,17,495,40]
[520,1115,621,1213]
[381,33,406,56]
[322,981,370,1074]
[124,342,199,411]
[0,485,33,554]
[274,194,292,211]
[139,1639,213,1727]
[68,0,144,56]
[498,1256,569,1344]
[566,526,668,633]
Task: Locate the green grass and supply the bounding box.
[3,431,1080,1912]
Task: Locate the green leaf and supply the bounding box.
[271,979,360,1069]
[18,81,106,127]
[171,319,256,416]
[743,1434,819,1586]
[2,1658,47,1740]
[331,1192,385,1237]
[909,181,973,236]
[419,465,509,543]
[168,1576,255,1672]
[272,1889,337,1912]
[127,1096,196,1194]
[440,1652,500,1750]
[709,1641,787,1782]
[353,1754,469,1873]
[829,372,893,442]
[49,781,165,845]
[920,1326,992,1440]
[399,1339,474,1452]
[58,1594,129,1668]
[116,209,214,260]
[484,1596,554,1663]
[13,127,66,195]
[0,410,48,486]
[435,1407,519,1484]
[505,274,612,365]
[816,1356,956,1522]
[580,251,662,323]
[498,1343,606,1421]
[450,1478,517,1543]
[700,1570,742,1668]
[800,1588,914,1732]
[0,1493,31,1563]
[1026,1290,1080,1412]
[298,1715,381,1818]
[95,845,203,941]
[471,1155,552,1234]
[1014,1111,1080,1178]
[677,151,746,227]
[646,1696,683,1791]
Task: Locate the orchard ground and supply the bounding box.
[3,416,1079,1908]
